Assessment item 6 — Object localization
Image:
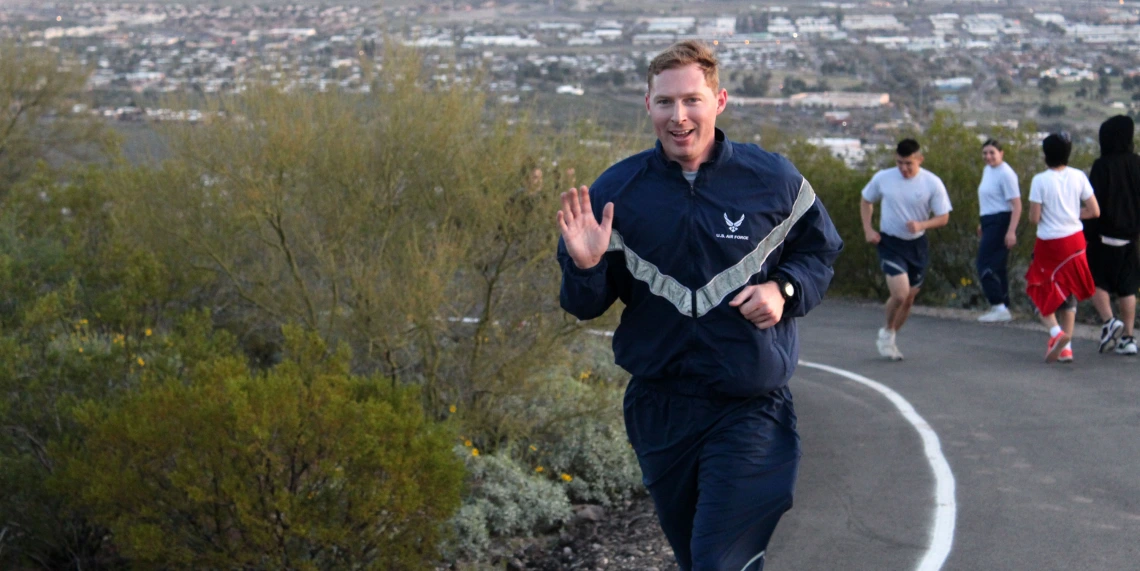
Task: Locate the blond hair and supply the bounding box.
[646,40,719,92]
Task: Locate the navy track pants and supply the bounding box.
[977,211,1013,307]
[624,379,800,571]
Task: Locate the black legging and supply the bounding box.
[977,212,1013,306]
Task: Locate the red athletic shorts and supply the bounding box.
[1025,231,1095,315]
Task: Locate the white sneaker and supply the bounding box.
[1099,318,1124,353]
[877,328,904,361]
[978,306,1013,323]
[1115,336,1138,356]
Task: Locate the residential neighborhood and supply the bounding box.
[4,0,1140,161]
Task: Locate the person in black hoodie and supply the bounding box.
[1086,115,1140,355]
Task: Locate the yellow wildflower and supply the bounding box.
[449,404,457,414]
[137,357,145,366]
[560,473,572,482]
[464,440,472,447]
[471,448,479,457]
[960,277,968,286]
[77,347,83,353]
[529,445,537,452]
[79,319,88,325]
[145,328,152,337]
[535,466,544,473]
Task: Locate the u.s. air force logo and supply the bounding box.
[716,213,749,240]
[724,213,744,233]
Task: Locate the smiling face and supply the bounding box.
[646,64,727,172]
[982,144,1003,167]
[896,152,923,179]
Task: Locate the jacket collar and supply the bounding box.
[653,128,733,171]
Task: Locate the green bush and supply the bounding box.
[110,45,637,447]
[61,327,464,570]
[0,160,214,568]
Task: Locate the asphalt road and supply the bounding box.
[765,301,1140,571]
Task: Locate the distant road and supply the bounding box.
[767,301,1140,570]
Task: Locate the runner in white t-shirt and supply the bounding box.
[860,138,953,360]
[975,139,1022,323]
[1025,133,1100,363]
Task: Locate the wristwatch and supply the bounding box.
[771,273,796,301]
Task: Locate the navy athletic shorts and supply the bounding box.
[878,233,930,288]
[624,378,800,571]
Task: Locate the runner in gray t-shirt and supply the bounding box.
[860,139,953,360]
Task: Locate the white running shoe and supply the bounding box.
[877,328,904,361]
[1099,318,1124,353]
[978,306,1013,323]
[1115,336,1138,356]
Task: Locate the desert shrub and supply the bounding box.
[61,327,464,570]
[448,448,573,559]
[110,45,636,448]
[446,349,641,562]
[0,305,233,569]
[519,376,642,507]
[0,167,183,569]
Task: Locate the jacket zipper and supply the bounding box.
[688,176,698,319]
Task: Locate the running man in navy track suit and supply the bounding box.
[556,40,843,571]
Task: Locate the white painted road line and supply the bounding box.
[799,360,957,571]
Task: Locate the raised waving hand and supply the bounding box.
[558,185,614,270]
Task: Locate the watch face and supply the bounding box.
[783,282,795,297]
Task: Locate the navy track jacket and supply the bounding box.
[559,130,843,398]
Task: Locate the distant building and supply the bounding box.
[807,137,865,167]
[696,17,735,37]
[768,17,797,36]
[789,92,890,108]
[866,36,910,49]
[644,17,695,34]
[795,17,838,35]
[842,15,906,32]
[632,33,677,45]
[963,14,1003,37]
[1040,66,1096,83]
[537,22,584,32]
[462,35,541,48]
[933,77,973,91]
[823,110,851,124]
[1066,24,1138,44]
[929,13,960,36]
[1034,13,1066,26]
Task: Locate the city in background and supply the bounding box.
[4,0,1140,165]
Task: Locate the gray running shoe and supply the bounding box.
[978,306,1012,322]
[877,328,903,361]
[1099,318,1124,353]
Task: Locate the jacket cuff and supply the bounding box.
[565,257,608,277]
